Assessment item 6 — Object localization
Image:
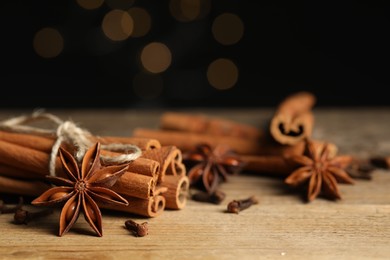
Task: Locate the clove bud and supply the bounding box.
[227,195,259,214]
[125,219,148,237]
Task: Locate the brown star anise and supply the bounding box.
[285,138,354,202]
[32,142,129,237]
[183,143,244,194]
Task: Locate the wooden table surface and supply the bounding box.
[0,108,389,259]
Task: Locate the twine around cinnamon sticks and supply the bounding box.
[0,111,189,218]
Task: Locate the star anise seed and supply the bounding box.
[285,138,354,202]
[183,143,244,194]
[32,142,129,237]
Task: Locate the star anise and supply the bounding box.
[32,142,129,237]
[285,138,354,202]
[183,143,244,194]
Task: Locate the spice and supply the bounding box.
[125,219,148,237]
[183,143,244,193]
[159,112,262,140]
[345,158,375,180]
[192,189,226,204]
[0,196,23,214]
[13,208,53,225]
[227,195,259,213]
[370,156,390,169]
[31,142,129,237]
[269,91,316,145]
[285,138,354,202]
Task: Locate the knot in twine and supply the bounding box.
[0,110,142,176]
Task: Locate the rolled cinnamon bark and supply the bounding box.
[239,141,340,176]
[132,128,327,157]
[239,155,297,177]
[133,128,264,155]
[99,194,166,218]
[269,91,316,145]
[0,175,51,196]
[112,172,155,199]
[0,130,161,153]
[101,150,160,180]
[94,136,161,150]
[0,165,45,180]
[0,130,54,153]
[159,175,190,210]
[141,145,186,182]
[160,112,262,140]
[0,139,63,176]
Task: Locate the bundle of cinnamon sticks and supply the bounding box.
[0,130,189,218]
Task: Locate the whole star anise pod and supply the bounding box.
[285,138,354,202]
[183,143,244,194]
[32,142,129,237]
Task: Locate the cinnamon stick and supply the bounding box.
[0,130,54,153]
[269,91,316,145]
[239,155,296,177]
[0,139,63,176]
[112,172,155,199]
[159,175,190,210]
[133,128,263,155]
[101,150,160,179]
[99,194,166,218]
[141,145,186,182]
[160,112,262,140]
[0,165,45,180]
[132,128,331,157]
[239,141,340,177]
[0,130,161,153]
[94,136,161,150]
[0,175,51,196]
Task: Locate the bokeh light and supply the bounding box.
[133,72,163,100]
[127,7,151,38]
[102,9,133,41]
[169,0,211,22]
[140,42,172,73]
[76,0,104,10]
[33,27,64,58]
[212,13,244,45]
[207,58,239,90]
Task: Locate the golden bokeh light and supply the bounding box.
[102,9,133,41]
[76,0,104,10]
[140,42,172,73]
[33,27,64,59]
[207,58,239,90]
[105,0,135,10]
[128,7,151,38]
[169,0,210,22]
[133,72,163,100]
[212,13,244,45]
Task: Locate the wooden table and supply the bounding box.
[0,108,389,259]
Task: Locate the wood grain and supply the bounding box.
[1,108,390,259]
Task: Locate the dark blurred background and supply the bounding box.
[1,0,389,109]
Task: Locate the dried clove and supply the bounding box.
[13,208,53,225]
[125,219,148,237]
[0,196,24,214]
[227,195,259,214]
[370,156,390,169]
[191,190,226,204]
[345,158,375,180]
